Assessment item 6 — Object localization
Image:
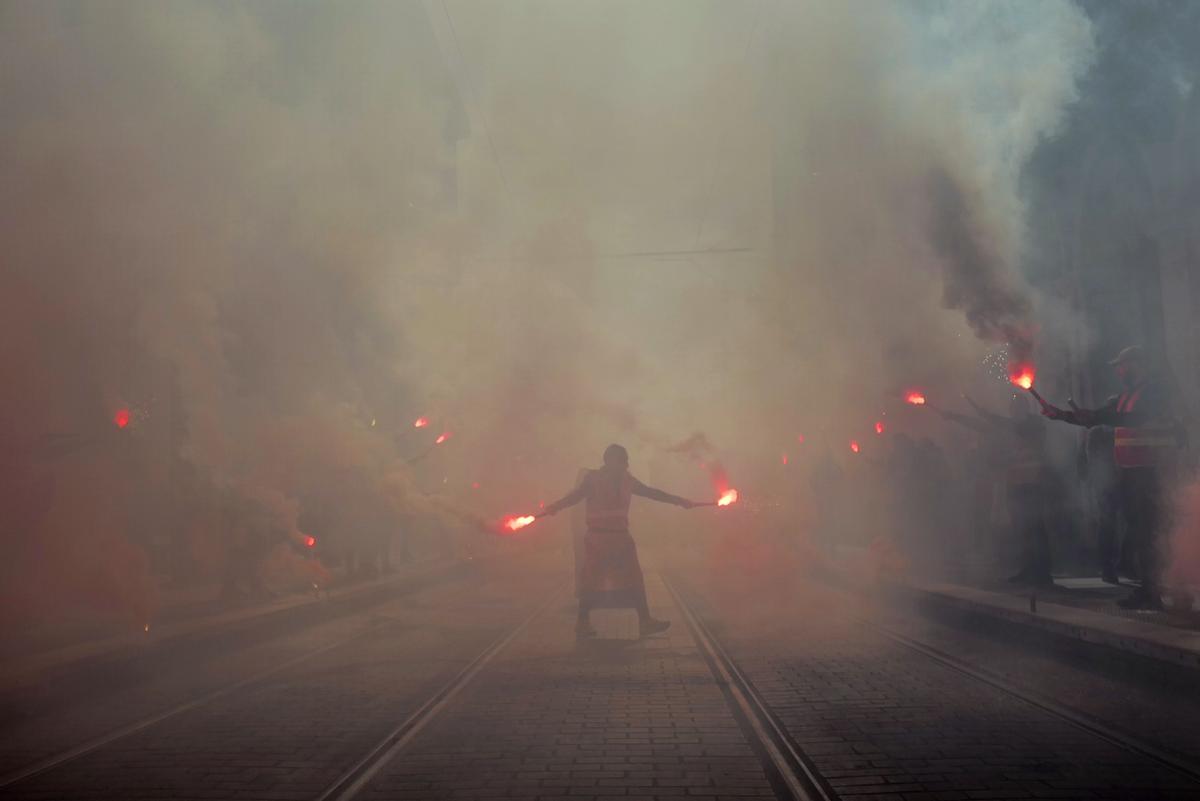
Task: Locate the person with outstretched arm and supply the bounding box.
[1039,346,1180,609]
[539,444,702,639]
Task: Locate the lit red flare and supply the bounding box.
[875,421,885,435]
[113,408,131,429]
[434,431,451,445]
[304,535,316,549]
[850,440,861,454]
[504,515,537,532]
[1009,363,1036,390]
[796,433,805,444]
[716,488,739,507]
[781,453,789,466]
[905,392,926,406]
[413,416,430,428]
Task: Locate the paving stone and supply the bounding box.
[679,569,1200,801]
[357,574,775,801]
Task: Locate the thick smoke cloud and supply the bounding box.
[928,167,1035,360]
[1,0,1097,634]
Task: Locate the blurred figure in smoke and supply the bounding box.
[809,442,845,544]
[344,496,394,579]
[916,437,957,568]
[570,468,590,599]
[1042,347,1181,610]
[220,494,274,600]
[958,423,1006,569]
[1080,426,1122,584]
[886,434,921,551]
[940,394,1054,587]
[539,444,702,639]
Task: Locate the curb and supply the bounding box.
[0,556,469,691]
[901,580,1200,672]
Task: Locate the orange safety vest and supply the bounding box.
[1113,385,1175,469]
[584,470,633,531]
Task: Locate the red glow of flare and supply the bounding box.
[471,482,480,489]
[304,535,316,548]
[504,515,536,532]
[797,433,805,444]
[850,440,861,454]
[781,453,789,466]
[1009,364,1036,390]
[875,421,885,435]
[905,392,926,406]
[434,431,451,445]
[113,408,131,429]
[538,500,546,509]
[413,416,430,428]
[717,488,739,507]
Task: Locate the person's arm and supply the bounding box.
[963,395,1007,426]
[937,408,993,435]
[630,476,697,508]
[1044,396,1118,428]
[540,473,590,517]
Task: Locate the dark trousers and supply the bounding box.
[577,529,651,622]
[1009,485,1050,580]
[1093,486,1120,577]
[1117,467,1164,594]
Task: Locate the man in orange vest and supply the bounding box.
[539,444,702,638]
[1041,347,1178,609]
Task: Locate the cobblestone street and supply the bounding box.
[3,552,1198,801]
[9,3,1200,799]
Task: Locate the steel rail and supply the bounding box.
[861,616,1200,785]
[664,575,836,801]
[0,621,386,790]
[314,587,563,801]
[668,571,1200,797]
[0,562,462,790]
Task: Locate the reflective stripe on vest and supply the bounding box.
[1112,384,1174,468]
[585,471,633,530]
[1114,426,1176,468]
[1116,385,1144,413]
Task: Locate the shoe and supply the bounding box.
[575,623,597,640]
[639,618,671,637]
[1117,591,1164,611]
[1101,570,1120,586]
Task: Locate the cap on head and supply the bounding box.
[1109,346,1144,367]
[603,443,629,468]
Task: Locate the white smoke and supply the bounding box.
[0,0,1098,630]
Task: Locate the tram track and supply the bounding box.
[860,616,1200,785]
[0,610,396,790]
[666,573,1200,801]
[0,572,561,799]
[665,575,836,801]
[10,563,1195,801]
[313,587,561,801]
